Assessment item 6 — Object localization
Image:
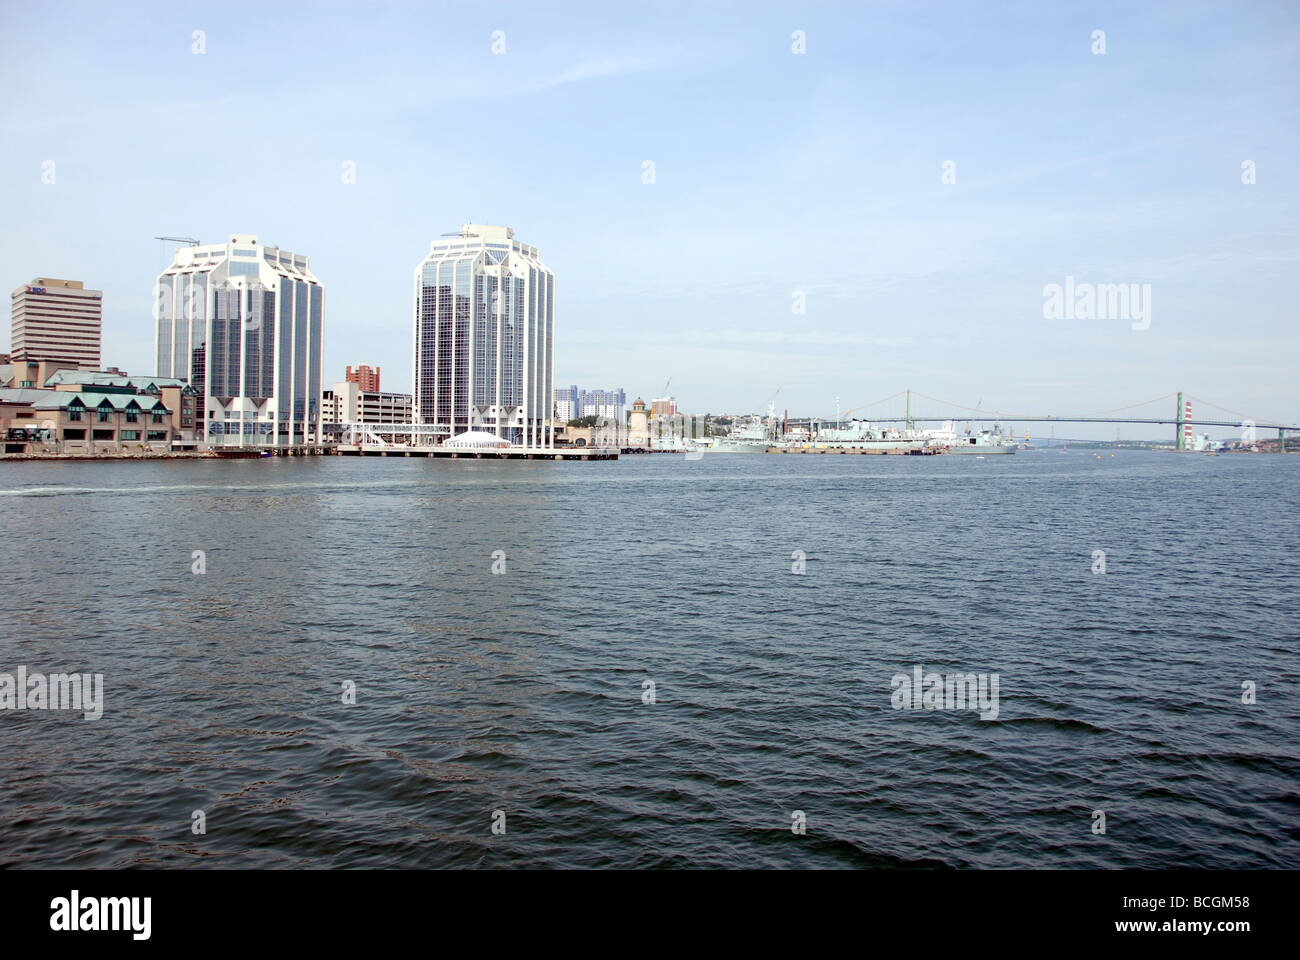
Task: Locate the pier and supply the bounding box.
[768,445,939,455]
[332,445,617,460]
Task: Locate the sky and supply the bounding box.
[1,0,1296,440]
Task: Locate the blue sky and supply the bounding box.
[2,0,1296,438]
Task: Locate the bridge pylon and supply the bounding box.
[1175,392,1194,450]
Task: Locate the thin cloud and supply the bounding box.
[525,54,665,93]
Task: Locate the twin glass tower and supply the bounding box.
[155,224,554,449]
[154,234,323,447]
[412,224,555,447]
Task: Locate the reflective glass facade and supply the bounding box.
[154,234,323,446]
[412,225,554,446]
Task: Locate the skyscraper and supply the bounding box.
[412,224,554,446]
[154,234,323,447]
[10,278,102,369]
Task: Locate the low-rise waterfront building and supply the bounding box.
[0,388,52,454]
[0,388,174,456]
[322,380,412,425]
[321,380,414,444]
[44,369,199,441]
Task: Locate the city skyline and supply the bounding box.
[0,0,1295,899]
[0,2,1296,439]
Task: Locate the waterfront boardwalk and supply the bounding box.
[334,444,617,460]
[1,445,618,462]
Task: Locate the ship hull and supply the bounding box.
[701,442,768,453]
[946,444,1017,454]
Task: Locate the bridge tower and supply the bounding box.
[1175,392,1193,450]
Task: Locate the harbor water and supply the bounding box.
[1,451,1297,868]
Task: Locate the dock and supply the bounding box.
[332,445,617,460]
[767,445,941,455]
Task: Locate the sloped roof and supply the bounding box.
[44,370,189,392]
[444,430,510,448]
[31,391,170,412]
[0,387,58,404]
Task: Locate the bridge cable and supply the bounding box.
[1185,395,1286,428]
[841,390,907,417]
[1077,393,1177,417]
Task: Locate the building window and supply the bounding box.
[126,409,139,423]
[122,430,140,441]
[147,431,168,441]
[97,408,111,422]
[68,408,82,422]
[152,412,164,424]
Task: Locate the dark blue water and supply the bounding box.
[1,451,1297,868]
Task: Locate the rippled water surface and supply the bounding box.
[1,451,1297,868]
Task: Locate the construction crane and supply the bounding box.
[661,377,671,398]
[155,236,199,246]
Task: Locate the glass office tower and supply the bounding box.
[412,224,554,447]
[154,234,323,447]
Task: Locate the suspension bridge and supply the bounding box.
[800,390,1298,450]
